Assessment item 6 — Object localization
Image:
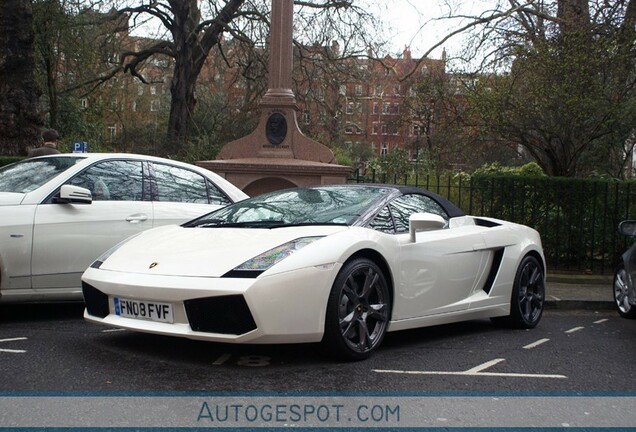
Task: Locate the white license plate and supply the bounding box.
[114,297,174,323]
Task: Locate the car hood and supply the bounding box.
[0,192,25,206]
[98,224,348,277]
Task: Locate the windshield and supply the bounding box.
[186,186,393,228]
[0,156,84,193]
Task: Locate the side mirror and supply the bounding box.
[619,220,636,236]
[409,212,447,242]
[55,184,92,204]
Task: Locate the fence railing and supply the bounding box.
[350,171,636,275]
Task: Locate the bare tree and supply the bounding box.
[114,0,380,156]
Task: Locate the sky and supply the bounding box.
[379,0,496,61]
[129,0,495,65]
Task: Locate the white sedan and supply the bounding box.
[0,153,247,303]
[82,184,546,360]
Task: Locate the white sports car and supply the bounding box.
[82,184,546,360]
[0,153,247,303]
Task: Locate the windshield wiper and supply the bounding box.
[190,220,287,228]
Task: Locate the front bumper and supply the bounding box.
[82,264,340,344]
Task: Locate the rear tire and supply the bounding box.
[492,255,545,329]
[613,263,636,319]
[322,258,390,361]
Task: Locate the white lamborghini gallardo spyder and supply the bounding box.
[82,184,546,360]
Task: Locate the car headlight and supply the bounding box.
[225,236,323,278]
[89,233,142,269]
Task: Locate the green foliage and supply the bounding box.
[472,162,546,177]
[466,29,636,177]
[0,157,23,168]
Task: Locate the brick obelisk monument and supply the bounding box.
[198,0,350,195]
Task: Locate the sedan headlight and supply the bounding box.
[225,236,323,278]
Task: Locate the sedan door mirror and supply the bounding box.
[409,212,447,242]
[55,184,92,204]
[619,220,636,236]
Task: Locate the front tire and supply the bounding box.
[322,258,390,361]
[613,263,636,319]
[493,255,545,329]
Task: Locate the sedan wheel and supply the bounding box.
[613,264,636,319]
[493,255,545,329]
[322,258,390,361]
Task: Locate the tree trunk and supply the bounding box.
[0,0,42,156]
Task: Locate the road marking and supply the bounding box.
[213,353,232,366]
[523,338,550,349]
[565,326,584,334]
[0,337,27,354]
[101,329,126,333]
[594,319,608,324]
[374,358,567,379]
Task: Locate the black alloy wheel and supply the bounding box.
[493,255,545,329]
[322,258,390,361]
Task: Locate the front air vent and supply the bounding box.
[184,295,257,335]
[82,282,110,318]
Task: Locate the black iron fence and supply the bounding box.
[350,170,636,275]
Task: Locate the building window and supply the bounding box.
[345,124,354,134]
[316,87,325,102]
[354,84,363,96]
[339,85,347,96]
[373,85,381,96]
[80,98,88,109]
[108,125,117,141]
[382,102,390,115]
[373,102,379,115]
[132,101,137,112]
[302,110,310,125]
[346,102,354,115]
[150,86,157,95]
[381,143,388,156]
[150,100,160,112]
[372,122,380,135]
[318,110,326,125]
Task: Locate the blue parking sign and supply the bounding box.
[73,141,88,153]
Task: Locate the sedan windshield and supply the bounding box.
[0,156,84,193]
[186,186,393,228]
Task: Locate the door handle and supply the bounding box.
[126,214,148,224]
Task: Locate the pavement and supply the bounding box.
[546,272,614,310]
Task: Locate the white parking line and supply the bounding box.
[565,326,584,334]
[523,338,550,349]
[594,319,609,324]
[0,337,27,354]
[374,358,567,379]
[101,329,126,333]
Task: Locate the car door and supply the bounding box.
[31,159,152,292]
[371,194,488,319]
[149,162,233,225]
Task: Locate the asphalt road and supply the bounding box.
[1,303,634,394]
